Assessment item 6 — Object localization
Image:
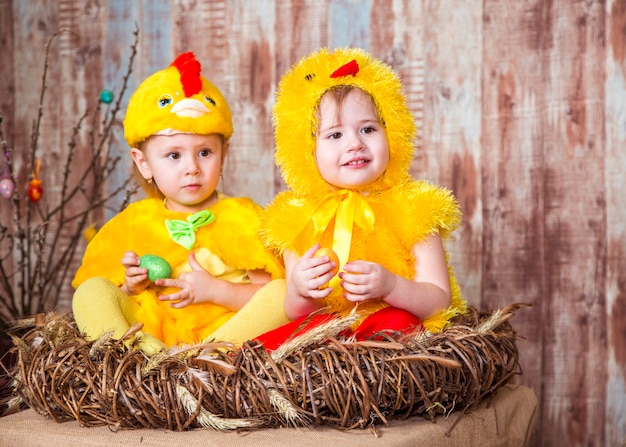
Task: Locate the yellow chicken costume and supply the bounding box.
[72,53,289,353]
[260,48,467,333]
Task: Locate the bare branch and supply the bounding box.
[0,26,140,331]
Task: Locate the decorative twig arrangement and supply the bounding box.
[0,28,141,331]
[6,304,527,431]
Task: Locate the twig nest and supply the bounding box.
[6,305,527,431]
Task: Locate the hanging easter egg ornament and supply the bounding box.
[28,159,43,203]
[0,177,14,199]
[99,89,114,104]
[0,150,13,199]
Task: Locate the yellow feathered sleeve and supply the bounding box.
[259,191,314,258]
[72,201,157,289]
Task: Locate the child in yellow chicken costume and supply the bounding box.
[256,48,466,349]
[72,52,289,354]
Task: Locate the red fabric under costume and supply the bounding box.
[255,307,423,351]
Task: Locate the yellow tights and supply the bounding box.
[72,277,289,355]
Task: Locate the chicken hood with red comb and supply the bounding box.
[272,47,416,197]
[124,52,233,148]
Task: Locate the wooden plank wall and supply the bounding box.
[1,0,625,445]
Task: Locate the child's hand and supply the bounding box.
[287,244,336,300]
[156,251,214,308]
[282,245,336,320]
[121,251,151,295]
[340,260,396,302]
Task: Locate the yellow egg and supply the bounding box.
[314,247,340,289]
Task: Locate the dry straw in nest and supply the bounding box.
[5,304,527,431]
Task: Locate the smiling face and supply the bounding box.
[314,87,390,191]
[131,133,227,213]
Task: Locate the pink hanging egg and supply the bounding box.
[0,177,14,199]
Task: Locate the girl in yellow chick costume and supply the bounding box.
[256,48,466,349]
[72,53,289,355]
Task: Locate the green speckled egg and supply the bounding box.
[139,254,172,281]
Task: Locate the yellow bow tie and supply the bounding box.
[165,210,215,250]
[310,190,375,288]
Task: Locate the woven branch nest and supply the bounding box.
[5,304,527,431]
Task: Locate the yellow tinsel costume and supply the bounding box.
[261,48,467,332]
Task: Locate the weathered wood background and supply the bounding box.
[1,1,625,445]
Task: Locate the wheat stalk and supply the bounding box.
[176,384,261,430]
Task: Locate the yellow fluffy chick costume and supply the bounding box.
[261,48,466,332]
[72,53,287,352]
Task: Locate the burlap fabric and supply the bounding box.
[0,384,537,447]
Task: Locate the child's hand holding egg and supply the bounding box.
[313,247,339,289]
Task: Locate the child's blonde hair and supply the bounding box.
[315,85,383,134]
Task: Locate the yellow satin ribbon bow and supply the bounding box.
[311,190,375,288]
[165,210,215,250]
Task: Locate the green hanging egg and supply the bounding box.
[99,89,114,104]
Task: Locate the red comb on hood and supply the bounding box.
[170,52,202,97]
[330,59,359,78]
